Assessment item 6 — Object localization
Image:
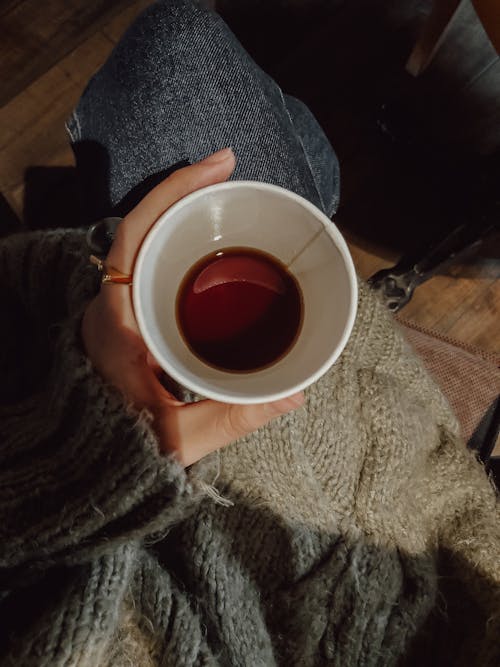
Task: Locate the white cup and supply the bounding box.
[133,181,357,404]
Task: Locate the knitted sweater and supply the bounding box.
[0,229,498,667]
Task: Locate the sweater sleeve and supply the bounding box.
[429,434,500,666]
[0,230,202,582]
[345,283,500,665]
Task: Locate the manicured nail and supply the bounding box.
[269,392,305,416]
[284,392,305,410]
[201,147,234,164]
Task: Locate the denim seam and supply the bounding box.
[65,110,82,143]
[330,167,340,217]
[279,87,326,214]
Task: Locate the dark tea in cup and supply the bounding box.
[176,247,303,372]
[133,181,357,404]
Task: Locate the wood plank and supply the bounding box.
[101,0,153,44]
[0,0,23,19]
[431,261,499,329]
[0,0,137,107]
[1,66,77,152]
[402,273,487,326]
[445,280,500,352]
[400,272,498,355]
[0,31,115,212]
[343,232,500,356]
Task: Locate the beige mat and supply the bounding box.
[398,317,500,456]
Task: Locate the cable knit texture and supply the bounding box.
[0,229,498,666]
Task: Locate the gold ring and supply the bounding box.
[90,255,133,285]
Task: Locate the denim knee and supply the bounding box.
[103,0,228,87]
[69,0,335,215]
[284,96,340,216]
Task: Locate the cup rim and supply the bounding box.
[133,180,358,404]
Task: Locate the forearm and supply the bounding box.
[0,229,94,401]
[434,437,500,608]
[0,230,198,577]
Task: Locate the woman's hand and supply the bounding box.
[82,149,304,467]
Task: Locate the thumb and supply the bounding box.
[108,148,236,274]
[158,392,305,467]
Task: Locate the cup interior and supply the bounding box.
[133,181,357,403]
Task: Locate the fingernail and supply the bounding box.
[200,147,234,165]
[284,392,305,410]
[271,392,305,415]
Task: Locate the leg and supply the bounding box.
[283,95,340,217]
[67,0,339,223]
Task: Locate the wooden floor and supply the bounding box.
[1,0,499,357]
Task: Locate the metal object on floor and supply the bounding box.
[369,221,498,312]
[86,217,122,256]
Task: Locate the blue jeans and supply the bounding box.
[67,0,339,224]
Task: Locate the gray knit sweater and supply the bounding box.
[0,229,499,667]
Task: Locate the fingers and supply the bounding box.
[107,148,236,273]
[90,147,304,469]
[85,288,305,467]
[82,295,181,409]
[157,392,305,467]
